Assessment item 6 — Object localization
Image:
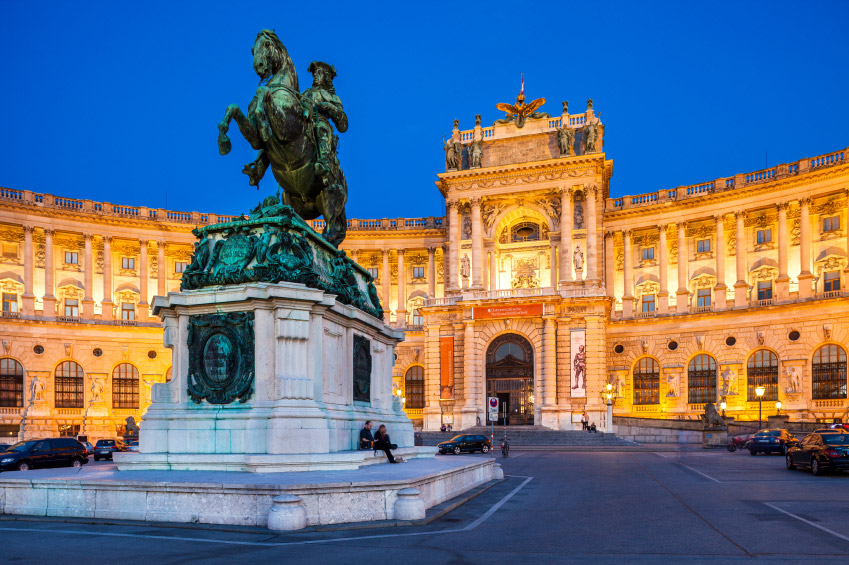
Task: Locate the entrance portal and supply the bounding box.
[486,334,534,425]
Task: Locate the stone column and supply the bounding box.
[713,215,727,310]
[798,197,813,298]
[489,250,497,291]
[427,247,436,298]
[138,239,149,321]
[441,244,449,290]
[382,250,391,323]
[447,201,460,292]
[604,231,615,298]
[549,241,558,288]
[734,211,748,308]
[470,197,483,290]
[396,249,406,328]
[586,185,598,281]
[776,202,790,300]
[541,316,558,428]
[622,229,634,318]
[157,241,167,297]
[559,187,573,285]
[657,225,669,313]
[42,228,56,317]
[101,236,113,320]
[22,225,34,315]
[676,222,689,312]
[83,233,95,319]
[462,321,478,429]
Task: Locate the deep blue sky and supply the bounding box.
[2,1,848,220]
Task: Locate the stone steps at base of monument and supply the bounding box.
[416,429,637,447]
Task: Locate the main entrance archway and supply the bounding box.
[486,334,534,425]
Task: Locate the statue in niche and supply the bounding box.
[460,254,471,279]
[556,125,575,156]
[90,378,105,403]
[444,139,461,170]
[784,366,802,394]
[573,245,584,271]
[469,138,483,168]
[666,373,679,397]
[584,120,600,153]
[29,375,45,402]
[462,214,472,239]
[573,200,584,229]
[720,367,737,396]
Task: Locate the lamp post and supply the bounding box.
[776,400,782,416]
[755,385,766,430]
[605,383,614,433]
[720,400,727,418]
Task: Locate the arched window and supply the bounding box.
[55,361,84,408]
[0,358,24,407]
[510,222,540,242]
[112,363,139,409]
[633,357,660,405]
[495,342,525,363]
[404,365,424,409]
[747,350,778,401]
[688,354,717,404]
[812,344,847,400]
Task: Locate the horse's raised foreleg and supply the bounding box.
[218,104,262,155]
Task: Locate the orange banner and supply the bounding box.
[439,336,454,400]
[473,303,544,319]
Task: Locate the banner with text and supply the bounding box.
[473,303,543,320]
[439,336,454,400]
[570,329,586,398]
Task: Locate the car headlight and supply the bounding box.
[1,458,13,463]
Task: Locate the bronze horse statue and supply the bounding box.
[217,30,348,247]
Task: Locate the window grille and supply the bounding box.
[55,361,84,408]
[0,358,24,407]
[633,357,659,405]
[404,365,424,409]
[688,354,716,404]
[812,344,847,400]
[112,363,139,409]
[747,349,778,401]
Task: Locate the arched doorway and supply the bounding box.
[486,334,534,425]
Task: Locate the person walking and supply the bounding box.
[374,424,400,464]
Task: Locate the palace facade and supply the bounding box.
[1,98,848,439]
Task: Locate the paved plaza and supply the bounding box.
[1,450,848,562]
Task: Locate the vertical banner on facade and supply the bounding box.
[439,336,454,400]
[570,329,586,398]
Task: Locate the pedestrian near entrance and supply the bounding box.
[374,424,400,463]
[359,420,374,450]
[581,412,589,431]
[588,422,598,433]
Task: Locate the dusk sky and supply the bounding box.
[2,1,848,220]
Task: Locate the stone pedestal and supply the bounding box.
[702,426,728,449]
[123,282,417,472]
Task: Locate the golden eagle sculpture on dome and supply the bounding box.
[494,73,550,128]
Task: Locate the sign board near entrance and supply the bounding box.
[439,336,454,399]
[473,303,543,320]
[488,397,499,409]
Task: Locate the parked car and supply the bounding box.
[0,438,89,471]
[437,434,491,455]
[93,439,128,461]
[0,443,10,452]
[786,432,849,475]
[829,423,849,431]
[127,441,140,453]
[81,441,95,457]
[813,428,848,434]
[748,429,798,455]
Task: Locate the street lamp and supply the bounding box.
[720,400,727,418]
[755,385,766,430]
[604,383,614,433]
[775,400,781,416]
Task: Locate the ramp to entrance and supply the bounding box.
[417,427,638,448]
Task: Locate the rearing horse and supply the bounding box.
[217,30,347,248]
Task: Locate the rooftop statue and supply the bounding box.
[495,73,549,128]
[217,30,348,248]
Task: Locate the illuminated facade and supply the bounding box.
[1,98,848,438]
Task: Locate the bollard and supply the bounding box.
[493,463,504,480]
[267,494,307,531]
[394,487,425,520]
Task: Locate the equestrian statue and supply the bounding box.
[217,30,349,248]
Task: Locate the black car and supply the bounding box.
[748,429,798,455]
[93,439,128,461]
[786,432,849,475]
[0,438,89,471]
[0,443,10,452]
[437,434,491,455]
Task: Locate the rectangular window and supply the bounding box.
[413,266,425,278]
[122,257,135,270]
[824,216,840,232]
[2,243,17,259]
[367,267,378,280]
[412,309,423,326]
[757,281,773,300]
[65,251,79,264]
[697,239,711,253]
[756,229,772,244]
[824,271,841,292]
[174,261,187,273]
[641,295,655,312]
[2,293,17,313]
[641,247,654,261]
[121,303,135,321]
[64,299,79,317]
[697,288,711,307]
